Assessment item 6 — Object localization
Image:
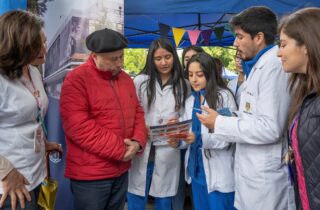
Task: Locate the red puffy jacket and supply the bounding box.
[60,56,147,180]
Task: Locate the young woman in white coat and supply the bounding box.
[172,45,205,210]
[127,38,189,210]
[169,52,237,210]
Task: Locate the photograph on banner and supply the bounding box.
[29,0,124,99]
[149,119,192,146]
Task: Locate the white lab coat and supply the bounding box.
[0,65,48,193]
[128,74,189,197]
[182,89,237,194]
[214,46,294,210]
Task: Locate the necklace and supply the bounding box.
[21,67,41,107]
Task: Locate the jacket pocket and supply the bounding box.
[237,145,265,181]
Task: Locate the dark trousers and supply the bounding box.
[0,185,41,210]
[70,172,128,210]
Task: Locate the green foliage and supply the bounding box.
[123,46,237,75]
[203,46,237,71]
[124,48,147,75]
[27,0,54,16]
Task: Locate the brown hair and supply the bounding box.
[279,7,320,123]
[181,46,204,69]
[212,57,227,87]
[0,10,43,80]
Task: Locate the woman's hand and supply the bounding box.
[166,118,178,125]
[0,168,31,210]
[166,132,195,147]
[167,138,180,148]
[183,132,195,144]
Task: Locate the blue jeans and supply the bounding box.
[70,172,128,210]
[127,162,172,210]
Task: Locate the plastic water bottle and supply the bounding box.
[49,150,62,163]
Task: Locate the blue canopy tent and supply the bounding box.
[124,0,320,48]
[0,0,27,15]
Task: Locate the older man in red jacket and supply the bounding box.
[60,28,147,210]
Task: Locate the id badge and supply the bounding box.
[34,124,44,153]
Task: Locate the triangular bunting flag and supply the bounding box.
[188,30,201,46]
[224,24,235,37]
[224,23,232,31]
[214,26,224,40]
[158,23,171,38]
[172,27,186,47]
[201,30,212,46]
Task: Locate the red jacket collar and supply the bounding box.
[87,55,122,80]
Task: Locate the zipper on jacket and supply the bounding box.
[109,79,126,137]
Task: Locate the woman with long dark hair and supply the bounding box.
[182,46,204,70]
[179,52,237,210]
[127,38,189,210]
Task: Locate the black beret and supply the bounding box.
[86,28,128,53]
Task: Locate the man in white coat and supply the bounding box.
[197,6,295,210]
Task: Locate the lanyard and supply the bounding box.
[21,73,41,107]
[287,114,299,185]
[289,114,299,145]
[21,70,48,136]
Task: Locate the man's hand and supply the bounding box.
[0,168,31,210]
[196,106,219,130]
[122,139,140,161]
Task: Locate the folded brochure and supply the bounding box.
[149,119,192,146]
